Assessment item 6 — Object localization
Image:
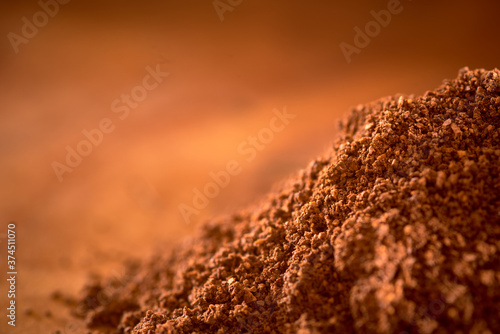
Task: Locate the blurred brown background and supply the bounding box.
[1,0,499,332]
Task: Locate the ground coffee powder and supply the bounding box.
[76,68,500,333]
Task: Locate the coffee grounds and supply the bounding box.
[75,68,500,333]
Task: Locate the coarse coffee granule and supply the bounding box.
[75,68,500,333]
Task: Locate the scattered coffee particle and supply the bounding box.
[51,290,63,300]
[52,290,78,307]
[75,68,500,333]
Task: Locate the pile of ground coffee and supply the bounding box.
[76,68,500,333]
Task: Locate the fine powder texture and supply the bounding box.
[76,68,500,333]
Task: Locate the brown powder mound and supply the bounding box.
[76,68,500,333]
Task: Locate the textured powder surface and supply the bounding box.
[75,68,500,333]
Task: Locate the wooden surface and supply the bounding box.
[1,1,499,333]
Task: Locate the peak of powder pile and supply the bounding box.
[76,68,500,333]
